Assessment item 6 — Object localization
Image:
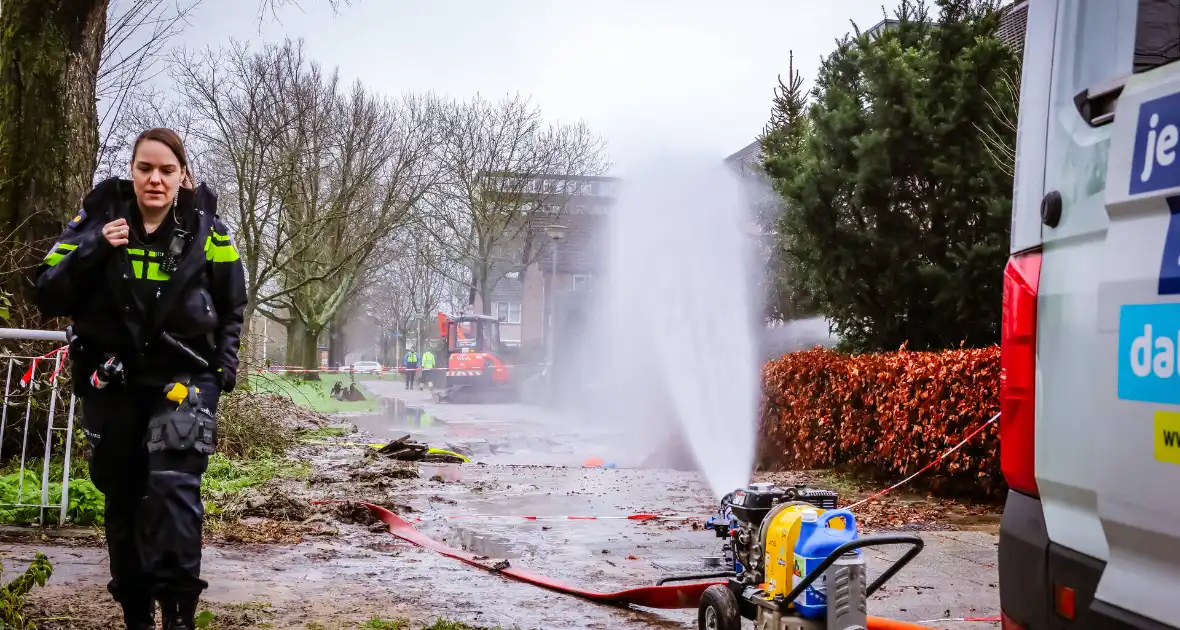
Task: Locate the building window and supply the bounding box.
[496,301,522,324]
[573,274,594,290]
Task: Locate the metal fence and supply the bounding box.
[0,328,77,525]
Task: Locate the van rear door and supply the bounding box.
[1097,2,1180,626]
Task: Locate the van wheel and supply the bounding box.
[698,584,741,630]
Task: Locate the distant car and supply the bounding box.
[342,361,382,375]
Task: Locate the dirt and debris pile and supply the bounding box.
[350,454,420,482]
[221,486,315,522]
[329,500,380,526]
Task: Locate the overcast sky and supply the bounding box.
[169,0,895,175]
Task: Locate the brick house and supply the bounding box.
[473,174,619,355]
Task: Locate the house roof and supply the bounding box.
[725,140,762,165]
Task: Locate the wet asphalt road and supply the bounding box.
[1,379,1002,629]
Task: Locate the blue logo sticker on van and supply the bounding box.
[1119,303,1180,404]
[1159,197,1180,294]
[1131,92,1180,195]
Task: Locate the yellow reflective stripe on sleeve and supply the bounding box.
[42,243,79,267]
[127,248,145,256]
[205,239,240,263]
[210,245,240,263]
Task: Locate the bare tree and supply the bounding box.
[259,65,440,369]
[419,94,609,315]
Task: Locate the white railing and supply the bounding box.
[0,328,76,526]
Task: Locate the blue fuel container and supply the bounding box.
[792,508,859,619]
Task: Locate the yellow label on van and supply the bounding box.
[1153,411,1180,465]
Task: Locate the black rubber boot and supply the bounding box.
[119,594,155,630]
[159,592,199,630]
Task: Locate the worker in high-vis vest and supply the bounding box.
[403,349,418,389]
[420,350,436,390]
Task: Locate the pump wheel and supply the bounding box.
[698,584,741,630]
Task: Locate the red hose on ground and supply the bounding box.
[365,502,718,609]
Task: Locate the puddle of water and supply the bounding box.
[381,398,448,428]
[443,525,526,559]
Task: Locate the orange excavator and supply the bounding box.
[435,312,515,403]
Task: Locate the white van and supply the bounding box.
[1001,2,1180,628]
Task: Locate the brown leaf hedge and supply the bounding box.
[758,347,1002,500]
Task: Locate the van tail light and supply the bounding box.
[1055,584,1077,620]
[1001,250,1042,497]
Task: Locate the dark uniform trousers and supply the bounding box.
[82,375,218,619]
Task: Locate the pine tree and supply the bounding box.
[764,0,1019,352]
[758,52,817,322]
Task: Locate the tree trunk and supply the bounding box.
[301,326,321,373]
[328,319,345,367]
[477,276,492,315]
[285,318,306,368]
[0,0,108,315]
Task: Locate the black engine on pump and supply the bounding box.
[705,482,838,587]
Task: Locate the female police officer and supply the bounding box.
[34,128,246,629]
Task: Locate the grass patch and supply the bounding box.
[247,373,382,414]
[361,618,409,629]
[202,453,309,500]
[201,453,309,518]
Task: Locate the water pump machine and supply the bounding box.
[663,482,925,630]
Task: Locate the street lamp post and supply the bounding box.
[544,224,569,385]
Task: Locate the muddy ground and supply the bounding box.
[8,381,1002,629]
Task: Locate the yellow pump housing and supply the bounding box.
[762,503,847,600]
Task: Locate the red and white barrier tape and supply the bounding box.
[15,346,69,389]
[843,412,1000,511]
[247,363,547,374]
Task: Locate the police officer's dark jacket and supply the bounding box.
[35,177,247,395]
